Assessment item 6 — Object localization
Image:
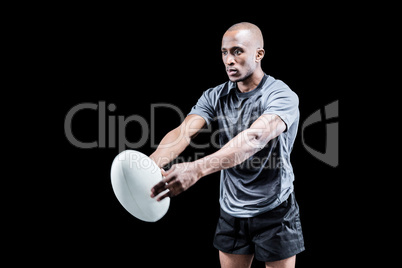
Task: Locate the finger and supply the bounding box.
[150,180,166,197]
[157,179,185,201]
[150,172,175,197]
[156,189,172,202]
[162,165,176,178]
[157,179,181,201]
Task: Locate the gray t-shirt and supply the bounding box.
[188,74,299,217]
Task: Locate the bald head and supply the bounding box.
[221,22,265,84]
[224,22,264,48]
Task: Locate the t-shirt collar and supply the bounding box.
[227,73,269,96]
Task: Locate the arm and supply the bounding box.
[151,114,286,201]
[195,113,286,176]
[149,114,207,168]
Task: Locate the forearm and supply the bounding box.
[150,115,207,168]
[150,127,190,168]
[193,114,285,178]
[194,129,263,177]
[151,129,268,201]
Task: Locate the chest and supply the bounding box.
[216,92,266,137]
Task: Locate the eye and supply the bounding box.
[222,50,228,56]
[234,49,242,55]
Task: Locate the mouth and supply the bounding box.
[227,68,238,76]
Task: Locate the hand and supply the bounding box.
[150,162,201,201]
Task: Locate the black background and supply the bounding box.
[46,5,351,268]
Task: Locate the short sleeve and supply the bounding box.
[188,88,217,125]
[263,87,299,131]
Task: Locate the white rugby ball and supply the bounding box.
[111,150,170,222]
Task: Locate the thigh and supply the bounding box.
[219,251,254,268]
[251,192,305,262]
[265,255,296,268]
[213,208,254,255]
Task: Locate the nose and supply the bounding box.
[225,54,235,66]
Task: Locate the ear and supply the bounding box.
[255,48,265,63]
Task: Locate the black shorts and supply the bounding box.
[213,192,305,262]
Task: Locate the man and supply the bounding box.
[149,22,304,268]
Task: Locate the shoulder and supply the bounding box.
[205,80,231,95]
[201,80,231,101]
[262,75,298,102]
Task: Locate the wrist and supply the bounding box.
[193,160,206,180]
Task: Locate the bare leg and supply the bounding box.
[219,251,254,268]
[265,255,296,268]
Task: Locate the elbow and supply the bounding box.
[243,130,267,152]
[252,136,268,152]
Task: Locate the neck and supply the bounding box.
[237,68,264,93]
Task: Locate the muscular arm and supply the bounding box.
[195,114,286,177]
[151,114,286,200]
[149,114,206,168]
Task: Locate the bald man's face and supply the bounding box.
[221,29,263,82]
